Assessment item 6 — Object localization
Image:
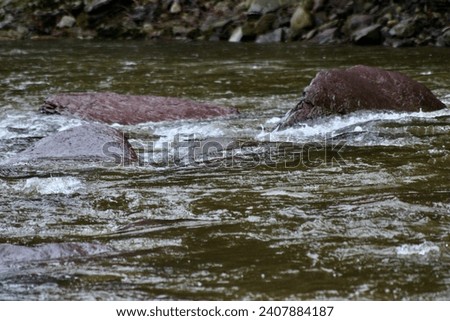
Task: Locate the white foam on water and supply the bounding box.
[395,242,440,256]
[258,109,450,143]
[17,177,84,195]
[265,116,282,125]
[149,121,230,150]
[122,61,137,67]
[4,49,28,56]
[261,189,313,199]
[12,80,48,91]
[0,110,87,140]
[441,94,450,106]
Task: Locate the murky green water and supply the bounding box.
[0,40,449,300]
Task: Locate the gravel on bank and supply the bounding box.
[0,0,449,47]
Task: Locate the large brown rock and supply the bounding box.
[41,92,239,125]
[2,123,137,165]
[274,65,446,130]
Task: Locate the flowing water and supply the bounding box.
[0,40,449,300]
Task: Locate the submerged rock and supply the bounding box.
[2,123,137,165]
[41,92,239,125]
[0,242,111,265]
[274,65,446,130]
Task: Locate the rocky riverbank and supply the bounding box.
[0,0,449,47]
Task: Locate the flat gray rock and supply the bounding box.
[2,123,137,165]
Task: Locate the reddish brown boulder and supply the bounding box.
[275,65,446,130]
[41,92,239,125]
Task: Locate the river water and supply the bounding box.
[0,40,449,300]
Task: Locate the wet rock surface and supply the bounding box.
[0,0,448,47]
[0,242,112,266]
[41,92,239,125]
[274,65,447,130]
[2,123,137,165]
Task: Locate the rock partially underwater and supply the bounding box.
[0,242,111,266]
[41,92,239,125]
[274,65,447,130]
[2,123,137,165]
